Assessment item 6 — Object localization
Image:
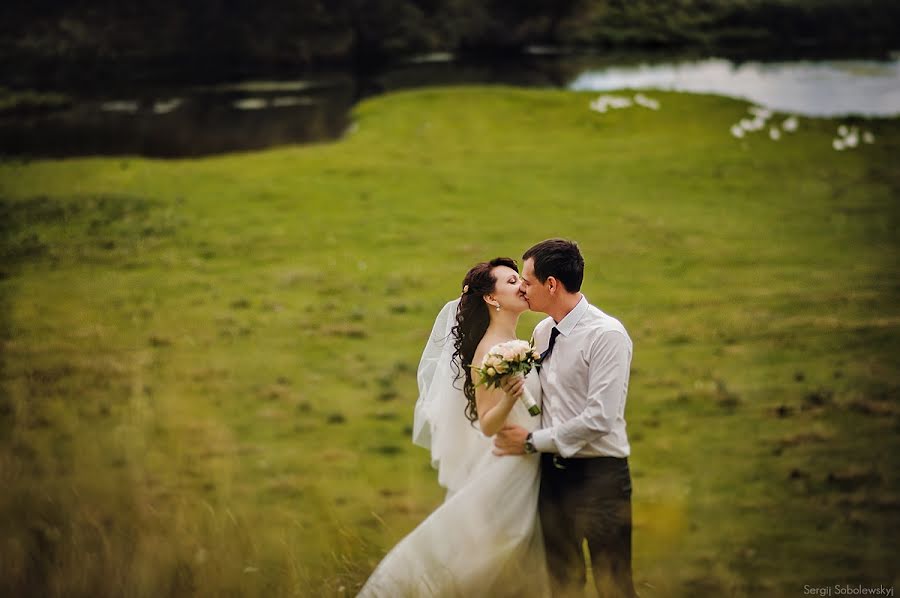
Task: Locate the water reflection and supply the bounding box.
[569,58,900,117]
[1,77,356,158]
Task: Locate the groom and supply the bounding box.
[495,238,637,598]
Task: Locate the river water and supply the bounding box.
[2,54,898,158]
[569,57,900,117]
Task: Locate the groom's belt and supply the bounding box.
[543,453,628,471]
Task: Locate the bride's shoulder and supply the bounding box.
[472,336,495,364]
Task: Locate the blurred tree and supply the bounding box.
[331,0,431,68]
[0,0,897,85]
[445,0,596,51]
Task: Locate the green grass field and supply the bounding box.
[1,87,898,597]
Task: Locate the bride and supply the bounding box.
[358,258,550,597]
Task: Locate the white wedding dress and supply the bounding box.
[358,300,550,597]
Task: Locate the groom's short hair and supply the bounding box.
[523,238,584,292]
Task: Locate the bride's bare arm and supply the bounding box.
[473,349,524,437]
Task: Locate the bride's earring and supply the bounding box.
[495,304,501,311]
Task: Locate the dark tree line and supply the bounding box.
[1,0,898,85]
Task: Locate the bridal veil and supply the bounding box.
[413,299,492,496]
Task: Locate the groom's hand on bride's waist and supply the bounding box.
[493,424,528,456]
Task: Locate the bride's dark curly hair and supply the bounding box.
[451,257,519,424]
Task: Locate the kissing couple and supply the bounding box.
[359,239,637,598]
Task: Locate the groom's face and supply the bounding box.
[520,258,550,312]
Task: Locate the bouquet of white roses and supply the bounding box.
[472,339,541,416]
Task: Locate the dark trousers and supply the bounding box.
[539,453,637,598]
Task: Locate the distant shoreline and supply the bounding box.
[3,42,898,94]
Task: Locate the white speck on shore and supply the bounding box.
[634,93,660,110]
[101,101,139,113]
[234,98,268,110]
[153,98,182,114]
[748,106,772,120]
[271,96,315,108]
[589,94,644,113]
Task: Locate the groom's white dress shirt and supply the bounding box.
[530,295,632,459]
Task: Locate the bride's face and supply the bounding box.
[489,265,529,314]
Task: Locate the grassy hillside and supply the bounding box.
[1,87,898,597]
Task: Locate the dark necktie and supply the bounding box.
[540,327,560,364]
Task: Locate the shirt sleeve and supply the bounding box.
[538,330,631,458]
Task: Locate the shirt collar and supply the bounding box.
[554,294,589,337]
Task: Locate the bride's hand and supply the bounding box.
[500,374,525,400]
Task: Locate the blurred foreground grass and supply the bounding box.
[1,87,898,597]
